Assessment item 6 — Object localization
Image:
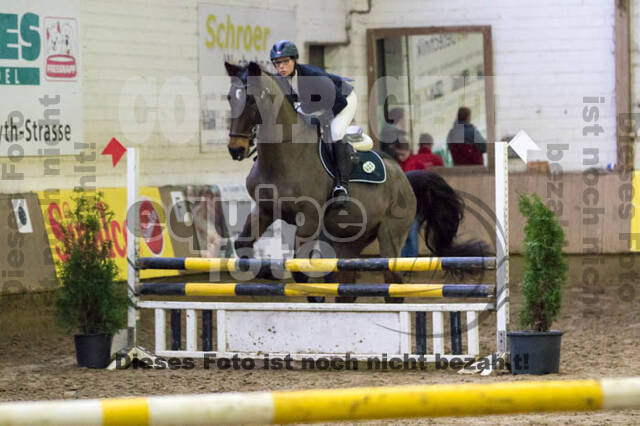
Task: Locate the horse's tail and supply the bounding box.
[406,170,489,257]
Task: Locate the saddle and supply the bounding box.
[318,126,387,184]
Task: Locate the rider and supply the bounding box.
[270,39,355,205]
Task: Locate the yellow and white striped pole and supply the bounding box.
[1,378,639,425]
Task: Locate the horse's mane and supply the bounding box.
[248,62,283,92]
[246,62,299,124]
[231,62,276,78]
[262,68,278,78]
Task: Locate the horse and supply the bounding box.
[224,61,487,298]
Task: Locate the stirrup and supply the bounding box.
[332,185,348,198]
[331,186,349,208]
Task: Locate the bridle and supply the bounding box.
[228,83,258,158]
[228,125,257,158]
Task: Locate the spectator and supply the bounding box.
[446,107,486,165]
[394,136,443,172]
[412,133,444,169]
[394,142,419,172]
[393,140,438,258]
[379,108,408,159]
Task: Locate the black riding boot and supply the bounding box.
[331,141,353,207]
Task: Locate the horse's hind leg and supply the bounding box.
[377,218,413,303]
[293,239,358,303]
[292,234,328,303]
[328,240,369,303]
[313,236,361,303]
[334,270,357,303]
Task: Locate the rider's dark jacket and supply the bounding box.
[278,63,354,118]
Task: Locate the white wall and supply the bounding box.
[1,0,627,195]
[1,0,347,193]
[326,0,619,171]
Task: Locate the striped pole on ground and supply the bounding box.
[0,378,638,425]
[138,256,495,272]
[137,283,494,298]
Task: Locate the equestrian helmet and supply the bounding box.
[270,40,299,61]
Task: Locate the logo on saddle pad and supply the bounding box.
[362,161,375,174]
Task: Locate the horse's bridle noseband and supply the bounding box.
[228,125,257,158]
[227,82,258,158]
[228,83,272,159]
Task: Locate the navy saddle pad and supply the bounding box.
[318,141,386,184]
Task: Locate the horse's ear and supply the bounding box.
[247,61,262,77]
[225,61,240,76]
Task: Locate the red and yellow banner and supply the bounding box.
[38,187,178,280]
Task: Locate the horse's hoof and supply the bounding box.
[255,265,279,280]
[307,297,325,303]
[235,246,255,260]
[291,271,309,283]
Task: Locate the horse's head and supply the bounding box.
[225,62,255,160]
[225,61,300,160]
[224,61,268,161]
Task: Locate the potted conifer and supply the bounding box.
[508,193,568,374]
[55,188,129,368]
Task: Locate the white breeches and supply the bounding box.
[330,91,357,142]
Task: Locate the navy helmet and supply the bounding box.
[270,40,299,61]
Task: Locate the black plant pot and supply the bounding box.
[74,334,113,369]
[508,330,563,375]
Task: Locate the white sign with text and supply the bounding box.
[0,1,83,157]
[198,3,295,150]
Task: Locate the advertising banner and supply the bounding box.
[198,3,295,150]
[38,187,178,280]
[0,1,83,157]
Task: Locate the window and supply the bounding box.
[367,26,495,167]
[308,44,325,69]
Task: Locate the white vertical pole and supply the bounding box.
[495,142,510,354]
[127,148,139,344]
[186,309,197,352]
[466,311,479,357]
[398,312,411,355]
[217,310,227,354]
[155,309,166,353]
[432,312,444,356]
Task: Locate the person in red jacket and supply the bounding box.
[446,106,486,165]
[394,137,443,172]
[413,133,444,169]
[394,142,420,172]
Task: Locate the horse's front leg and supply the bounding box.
[234,205,274,259]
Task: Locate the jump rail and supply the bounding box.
[1,378,638,425]
[117,144,510,370]
[137,283,494,298]
[138,256,496,272]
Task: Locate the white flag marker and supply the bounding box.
[508,130,540,163]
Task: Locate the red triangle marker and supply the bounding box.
[102,137,127,167]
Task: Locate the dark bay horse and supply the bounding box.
[224,61,486,291]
